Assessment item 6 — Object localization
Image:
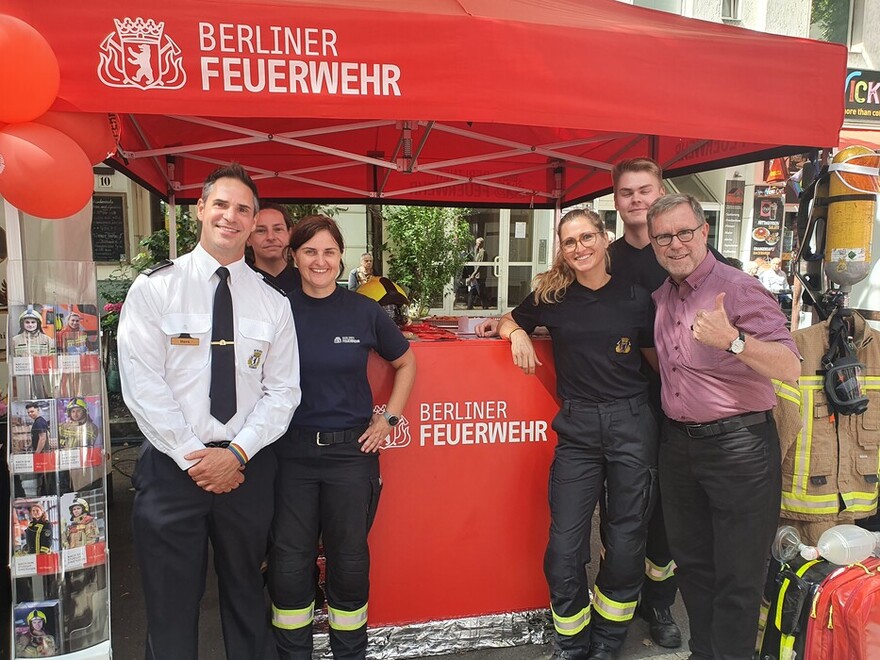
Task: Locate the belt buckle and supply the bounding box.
[685,424,705,439]
[316,432,329,447]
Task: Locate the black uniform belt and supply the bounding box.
[668,410,772,439]
[204,441,231,448]
[289,426,369,446]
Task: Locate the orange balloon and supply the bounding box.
[34,111,116,164]
[0,123,93,219]
[0,15,60,123]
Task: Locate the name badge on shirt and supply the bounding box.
[171,334,200,346]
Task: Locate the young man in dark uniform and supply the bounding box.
[607,158,690,650]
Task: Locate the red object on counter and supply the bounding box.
[367,337,558,625]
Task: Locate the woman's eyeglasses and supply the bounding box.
[561,232,603,252]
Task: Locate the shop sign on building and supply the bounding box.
[749,195,783,261]
[845,69,880,124]
[722,179,744,255]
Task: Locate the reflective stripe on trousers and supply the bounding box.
[272,601,315,630]
[592,585,637,623]
[645,557,676,582]
[328,603,368,631]
[551,603,591,636]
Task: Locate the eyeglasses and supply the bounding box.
[650,225,704,247]
[560,231,603,252]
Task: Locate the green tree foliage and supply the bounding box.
[286,203,344,220]
[384,206,473,314]
[97,205,199,333]
[131,205,200,270]
[811,0,850,44]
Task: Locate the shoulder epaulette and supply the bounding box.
[258,273,288,297]
[142,259,173,276]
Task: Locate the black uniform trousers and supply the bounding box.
[600,395,678,610]
[659,414,781,660]
[269,435,382,660]
[545,393,658,654]
[131,442,277,660]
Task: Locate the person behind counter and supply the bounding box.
[247,201,302,293]
[348,252,375,291]
[269,215,416,660]
[496,209,658,660]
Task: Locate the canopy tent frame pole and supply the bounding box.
[121,116,628,203]
[168,157,178,260]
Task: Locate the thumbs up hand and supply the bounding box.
[691,292,738,350]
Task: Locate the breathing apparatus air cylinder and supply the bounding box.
[823,145,879,289]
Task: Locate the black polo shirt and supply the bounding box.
[511,277,654,403]
[250,264,302,294]
[609,238,730,292]
[286,287,409,433]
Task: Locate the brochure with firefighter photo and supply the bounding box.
[55,395,104,472]
[12,497,61,577]
[54,303,101,374]
[60,490,106,571]
[9,399,57,473]
[55,396,103,450]
[9,304,57,376]
[14,600,62,658]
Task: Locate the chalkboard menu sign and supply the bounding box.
[91,194,127,263]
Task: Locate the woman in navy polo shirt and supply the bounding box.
[268,215,416,660]
[496,209,658,660]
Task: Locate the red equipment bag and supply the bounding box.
[804,556,880,659]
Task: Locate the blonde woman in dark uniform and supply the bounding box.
[497,209,658,660]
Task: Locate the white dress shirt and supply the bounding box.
[118,244,300,470]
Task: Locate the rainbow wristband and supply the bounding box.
[228,443,248,466]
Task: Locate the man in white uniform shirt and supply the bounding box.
[118,163,300,660]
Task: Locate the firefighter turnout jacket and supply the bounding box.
[779,314,880,528]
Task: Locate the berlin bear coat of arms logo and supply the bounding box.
[98,17,186,90]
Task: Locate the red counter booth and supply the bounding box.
[367,337,558,625]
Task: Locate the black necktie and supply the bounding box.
[210,266,236,423]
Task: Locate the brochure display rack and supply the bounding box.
[6,261,111,659]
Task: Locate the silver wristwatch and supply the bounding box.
[726,330,746,355]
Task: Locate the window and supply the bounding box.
[632,0,683,15]
[809,0,853,46]
[721,0,740,20]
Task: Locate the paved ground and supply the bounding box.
[109,443,691,659]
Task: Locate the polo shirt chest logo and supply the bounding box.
[247,349,263,369]
[334,336,361,344]
[615,337,632,354]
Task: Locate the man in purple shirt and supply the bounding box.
[647,194,800,660]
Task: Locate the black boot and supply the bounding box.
[640,605,682,649]
[586,641,617,660]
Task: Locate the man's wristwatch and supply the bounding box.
[383,411,400,426]
[726,330,746,355]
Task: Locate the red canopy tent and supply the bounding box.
[0,0,846,207]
